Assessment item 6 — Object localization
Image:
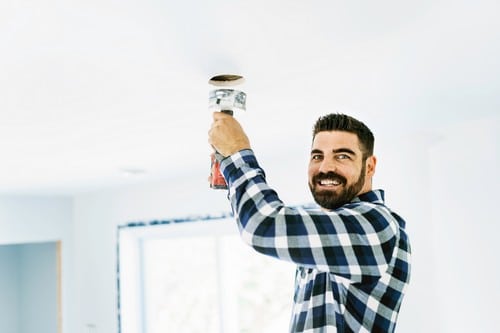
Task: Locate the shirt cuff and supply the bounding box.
[219,149,259,182]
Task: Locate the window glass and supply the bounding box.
[143,236,220,333]
[119,219,296,333]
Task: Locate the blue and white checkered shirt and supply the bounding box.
[221,149,411,333]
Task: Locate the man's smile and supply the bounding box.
[318,179,342,188]
[313,172,346,190]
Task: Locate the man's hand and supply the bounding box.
[208,112,251,157]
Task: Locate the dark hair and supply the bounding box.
[312,113,374,159]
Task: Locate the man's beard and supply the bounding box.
[309,163,366,210]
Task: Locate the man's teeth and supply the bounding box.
[320,179,341,186]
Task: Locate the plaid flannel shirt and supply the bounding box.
[220,149,411,333]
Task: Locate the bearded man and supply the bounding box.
[209,113,411,333]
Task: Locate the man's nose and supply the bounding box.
[318,158,337,173]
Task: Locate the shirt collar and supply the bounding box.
[351,189,385,205]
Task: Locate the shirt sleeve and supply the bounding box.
[220,149,399,282]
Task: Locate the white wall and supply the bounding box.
[429,115,499,332]
[376,132,440,332]
[0,197,73,333]
[380,114,499,332]
[0,197,72,245]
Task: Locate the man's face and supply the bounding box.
[308,131,372,210]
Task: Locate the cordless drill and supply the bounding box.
[208,74,246,189]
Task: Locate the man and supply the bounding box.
[208,113,411,332]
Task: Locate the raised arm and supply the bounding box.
[220,149,400,282]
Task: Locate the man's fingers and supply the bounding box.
[209,111,249,157]
[212,111,233,120]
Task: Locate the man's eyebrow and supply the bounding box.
[310,149,323,155]
[332,148,356,155]
[310,148,357,156]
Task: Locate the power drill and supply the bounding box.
[208,74,246,189]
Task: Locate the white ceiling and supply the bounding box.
[1,0,498,195]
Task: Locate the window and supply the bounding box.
[118,216,295,333]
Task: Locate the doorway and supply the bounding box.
[0,241,62,333]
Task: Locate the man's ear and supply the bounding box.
[366,155,377,177]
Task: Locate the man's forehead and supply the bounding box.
[312,131,361,150]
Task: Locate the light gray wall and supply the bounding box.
[0,242,58,333]
[0,197,72,333]
[0,245,20,333]
[19,242,58,333]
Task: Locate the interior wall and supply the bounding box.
[19,242,58,333]
[429,115,499,332]
[0,242,59,333]
[0,197,73,333]
[375,133,439,332]
[0,245,20,333]
[0,197,72,245]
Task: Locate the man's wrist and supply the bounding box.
[219,143,251,158]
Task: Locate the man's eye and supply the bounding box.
[337,154,350,160]
[311,155,322,161]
